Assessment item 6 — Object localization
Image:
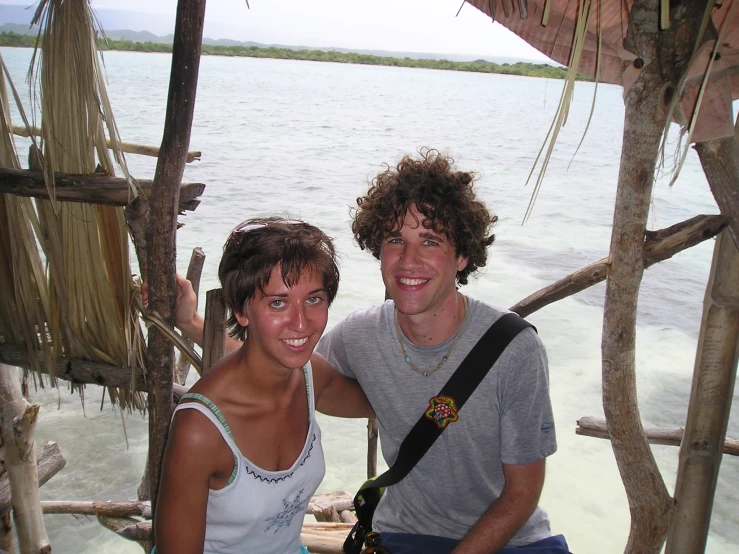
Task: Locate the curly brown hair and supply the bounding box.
[219,217,340,341]
[351,149,497,285]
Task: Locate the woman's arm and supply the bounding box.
[154,410,221,554]
[311,353,375,419]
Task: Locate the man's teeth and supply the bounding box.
[399,278,427,286]
[283,338,308,347]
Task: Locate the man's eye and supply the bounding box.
[424,240,439,246]
[307,296,324,305]
[270,300,285,308]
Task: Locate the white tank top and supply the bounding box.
[173,362,325,554]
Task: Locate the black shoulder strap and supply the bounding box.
[366,312,533,492]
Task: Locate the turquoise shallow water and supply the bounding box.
[1,46,737,553]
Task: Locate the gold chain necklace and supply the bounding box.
[394,296,467,377]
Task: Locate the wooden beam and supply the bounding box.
[40,500,151,518]
[11,125,202,164]
[511,214,727,317]
[145,0,207,538]
[0,168,204,212]
[0,345,188,399]
[575,417,739,456]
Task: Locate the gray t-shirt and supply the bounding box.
[317,297,556,546]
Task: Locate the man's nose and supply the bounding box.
[398,243,422,269]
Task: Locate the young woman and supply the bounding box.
[154,217,375,554]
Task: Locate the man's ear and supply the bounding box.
[457,255,469,273]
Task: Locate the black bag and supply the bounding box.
[343,313,534,554]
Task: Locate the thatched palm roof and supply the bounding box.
[466,0,738,142]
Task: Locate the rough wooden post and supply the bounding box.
[146,0,207,542]
[601,2,711,552]
[0,364,50,553]
[695,116,739,250]
[202,289,227,373]
[367,419,378,479]
[665,125,739,553]
[175,247,205,385]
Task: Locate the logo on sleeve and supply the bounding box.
[541,422,553,433]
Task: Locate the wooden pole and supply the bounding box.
[695,116,739,249]
[175,248,205,385]
[665,127,739,553]
[10,124,202,164]
[146,0,206,542]
[367,419,378,479]
[0,442,67,515]
[601,2,711,552]
[202,288,227,373]
[0,364,50,553]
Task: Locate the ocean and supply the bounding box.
[1,46,737,553]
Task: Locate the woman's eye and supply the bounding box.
[270,300,285,308]
[307,296,324,305]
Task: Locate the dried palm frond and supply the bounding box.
[661,0,727,187]
[0,54,57,383]
[28,0,146,412]
[524,0,598,223]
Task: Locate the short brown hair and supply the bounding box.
[218,217,340,341]
[351,149,497,285]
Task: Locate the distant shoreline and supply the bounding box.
[0,32,590,81]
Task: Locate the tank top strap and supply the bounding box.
[304,361,315,423]
[174,394,239,486]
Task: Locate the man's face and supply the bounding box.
[379,206,468,320]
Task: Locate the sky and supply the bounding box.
[0,0,551,61]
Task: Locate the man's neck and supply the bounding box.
[397,292,467,347]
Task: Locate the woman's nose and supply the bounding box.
[288,304,307,331]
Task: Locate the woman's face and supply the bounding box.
[236,264,329,371]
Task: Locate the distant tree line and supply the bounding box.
[0,32,591,81]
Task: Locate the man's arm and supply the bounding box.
[452,459,546,554]
[175,273,241,354]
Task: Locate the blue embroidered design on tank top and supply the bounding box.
[263,488,310,533]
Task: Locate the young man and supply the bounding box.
[315,150,567,554]
[174,150,567,554]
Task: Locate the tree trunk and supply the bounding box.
[146,0,207,543]
[665,131,739,552]
[0,364,50,553]
[602,2,712,552]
